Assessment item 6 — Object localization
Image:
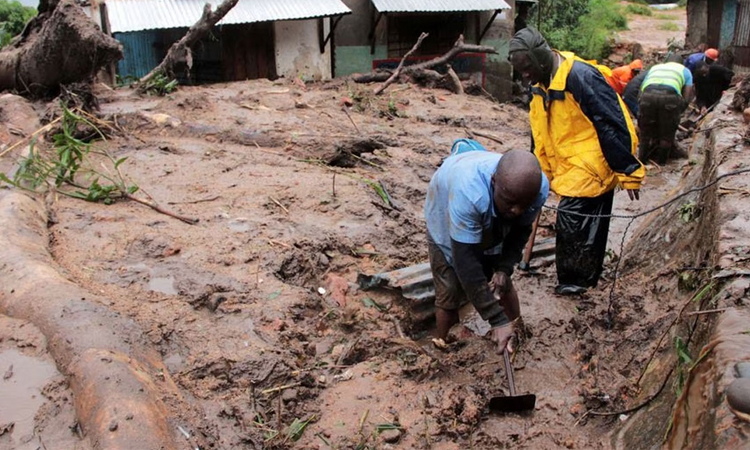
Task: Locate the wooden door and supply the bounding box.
[221,22,277,81]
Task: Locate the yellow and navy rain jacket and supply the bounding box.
[530,51,646,198]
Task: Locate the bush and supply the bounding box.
[0,0,36,48]
[534,0,628,61]
[626,4,653,16]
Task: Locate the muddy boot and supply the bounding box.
[554,284,587,296]
[727,378,750,422]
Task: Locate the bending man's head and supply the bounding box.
[492,150,542,219]
[508,27,553,86]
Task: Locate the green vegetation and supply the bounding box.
[0,0,36,48]
[654,13,672,20]
[534,0,628,61]
[0,105,139,205]
[626,3,652,16]
[659,21,680,31]
[140,73,178,96]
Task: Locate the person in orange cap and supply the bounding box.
[608,59,643,95]
[684,48,719,73]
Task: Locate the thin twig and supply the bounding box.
[125,193,199,224]
[342,107,361,134]
[167,195,221,205]
[684,308,727,316]
[269,196,289,214]
[261,382,301,395]
[467,129,504,145]
[332,172,337,198]
[0,117,62,159]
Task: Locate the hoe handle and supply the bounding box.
[503,349,517,397]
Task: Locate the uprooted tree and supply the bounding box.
[0,0,122,97]
[353,34,498,95]
[138,0,239,87]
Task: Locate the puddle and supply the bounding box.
[149,276,177,295]
[0,349,58,443]
[227,218,251,233]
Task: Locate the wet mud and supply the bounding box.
[0,73,747,449]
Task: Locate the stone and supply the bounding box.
[281,389,298,402]
[108,421,118,432]
[325,274,349,307]
[726,378,750,418]
[380,428,402,443]
[736,362,750,379]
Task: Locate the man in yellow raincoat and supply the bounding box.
[508,28,646,295]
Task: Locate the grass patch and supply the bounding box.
[626,4,652,16]
[655,13,673,20]
[659,22,680,31]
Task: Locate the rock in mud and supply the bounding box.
[380,428,402,443]
[727,378,750,419]
[736,362,750,379]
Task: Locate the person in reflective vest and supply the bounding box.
[638,55,694,164]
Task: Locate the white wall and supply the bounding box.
[274,19,332,81]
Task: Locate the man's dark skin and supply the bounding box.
[435,150,542,353]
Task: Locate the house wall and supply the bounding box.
[334,0,387,76]
[333,0,515,102]
[274,19,333,81]
[720,0,738,49]
[480,1,515,103]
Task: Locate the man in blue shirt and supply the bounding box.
[684,48,719,72]
[425,142,549,353]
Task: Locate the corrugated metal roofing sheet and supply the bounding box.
[370,0,510,13]
[106,0,351,33]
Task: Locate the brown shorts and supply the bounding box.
[427,235,496,311]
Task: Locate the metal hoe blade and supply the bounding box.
[489,349,537,413]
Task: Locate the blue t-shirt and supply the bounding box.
[424,149,549,266]
[684,52,705,72]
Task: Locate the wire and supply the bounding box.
[542,167,750,219]
[541,167,750,329]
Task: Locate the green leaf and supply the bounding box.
[114,157,128,169]
[362,297,387,312]
[267,290,282,300]
[127,184,139,194]
[286,416,315,442]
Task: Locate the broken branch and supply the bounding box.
[374,32,429,95]
[138,0,240,85]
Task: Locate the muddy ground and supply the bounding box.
[0,74,730,450]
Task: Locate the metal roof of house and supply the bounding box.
[370,0,510,13]
[106,0,352,33]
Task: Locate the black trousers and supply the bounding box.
[555,190,615,288]
[638,85,686,164]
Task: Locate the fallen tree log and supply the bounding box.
[352,34,497,94]
[139,0,239,86]
[0,191,206,450]
[0,0,122,97]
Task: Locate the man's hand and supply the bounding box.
[626,189,640,201]
[490,322,515,354]
[489,271,510,299]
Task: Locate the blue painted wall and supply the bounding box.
[114,31,163,79]
[720,0,738,49]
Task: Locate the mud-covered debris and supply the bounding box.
[3,364,12,380]
[108,420,118,432]
[325,274,349,307]
[380,428,403,443]
[0,422,14,436]
[327,138,386,167]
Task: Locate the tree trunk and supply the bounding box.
[138,0,240,85]
[0,0,122,97]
